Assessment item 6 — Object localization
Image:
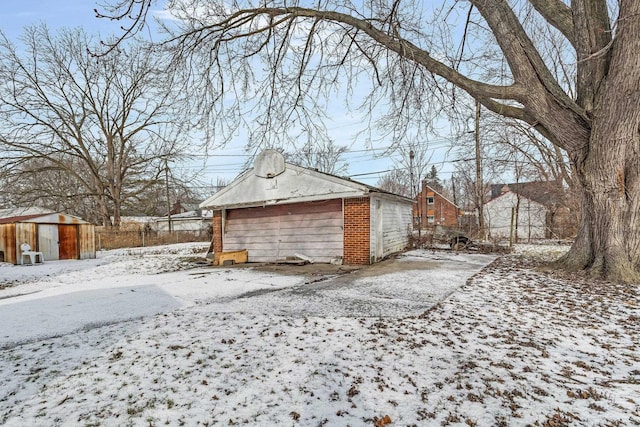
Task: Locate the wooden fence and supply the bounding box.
[96,227,211,251]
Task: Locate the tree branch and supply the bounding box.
[529,0,575,46]
[185,7,527,103]
[470,0,590,151]
[571,0,612,113]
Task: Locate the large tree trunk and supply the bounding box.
[559,3,640,283]
[97,199,113,227]
[562,137,640,282]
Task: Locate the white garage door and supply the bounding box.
[224,199,343,263]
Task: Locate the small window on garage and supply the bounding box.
[427,196,434,204]
[427,215,435,223]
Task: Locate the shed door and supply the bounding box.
[38,224,59,261]
[58,224,78,260]
[0,224,16,264]
[224,200,343,263]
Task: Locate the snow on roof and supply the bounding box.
[489,181,566,206]
[0,207,54,220]
[119,216,159,224]
[155,211,208,221]
[484,188,547,207]
[0,207,92,225]
[0,213,50,225]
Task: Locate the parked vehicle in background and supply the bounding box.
[420,225,511,254]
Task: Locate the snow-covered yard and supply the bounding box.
[0,243,638,426]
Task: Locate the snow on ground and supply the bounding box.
[0,243,304,346]
[0,243,638,426]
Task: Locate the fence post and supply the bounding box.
[509,207,515,248]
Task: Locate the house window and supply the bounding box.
[427,196,434,205]
[427,215,435,224]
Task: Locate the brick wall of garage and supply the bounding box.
[212,210,223,253]
[343,197,371,265]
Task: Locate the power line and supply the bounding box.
[164,136,478,186]
[349,168,396,178]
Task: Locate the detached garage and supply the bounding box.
[0,208,96,265]
[200,150,414,265]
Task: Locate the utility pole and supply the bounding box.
[410,149,417,231]
[475,100,484,239]
[165,158,172,234]
[451,173,458,206]
[410,149,415,198]
[451,174,460,228]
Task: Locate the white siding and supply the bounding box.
[223,200,343,263]
[370,195,413,262]
[156,218,208,232]
[484,192,546,240]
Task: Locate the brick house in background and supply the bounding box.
[413,182,462,229]
[200,149,414,265]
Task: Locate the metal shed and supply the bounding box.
[200,150,414,265]
[0,208,96,265]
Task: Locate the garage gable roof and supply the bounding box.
[200,150,408,209]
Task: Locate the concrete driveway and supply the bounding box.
[0,249,495,348]
[202,251,496,318]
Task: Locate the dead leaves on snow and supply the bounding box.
[1,248,639,426]
[373,414,392,426]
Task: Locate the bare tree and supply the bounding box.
[0,156,106,223]
[377,168,411,198]
[456,101,576,190]
[285,140,349,175]
[0,26,189,226]
[377,141,432,198]
[450,102,580,238]
[101,0,640,282]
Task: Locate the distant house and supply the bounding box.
[414,182,461,229]
[118,216,158,229]
[484,182,576,240]
[199,149,414,265]
[115,201,212,236]
[484,190,547,240]
[155,209,212,238]
[489,181,564,204]
[0,207,95,264]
